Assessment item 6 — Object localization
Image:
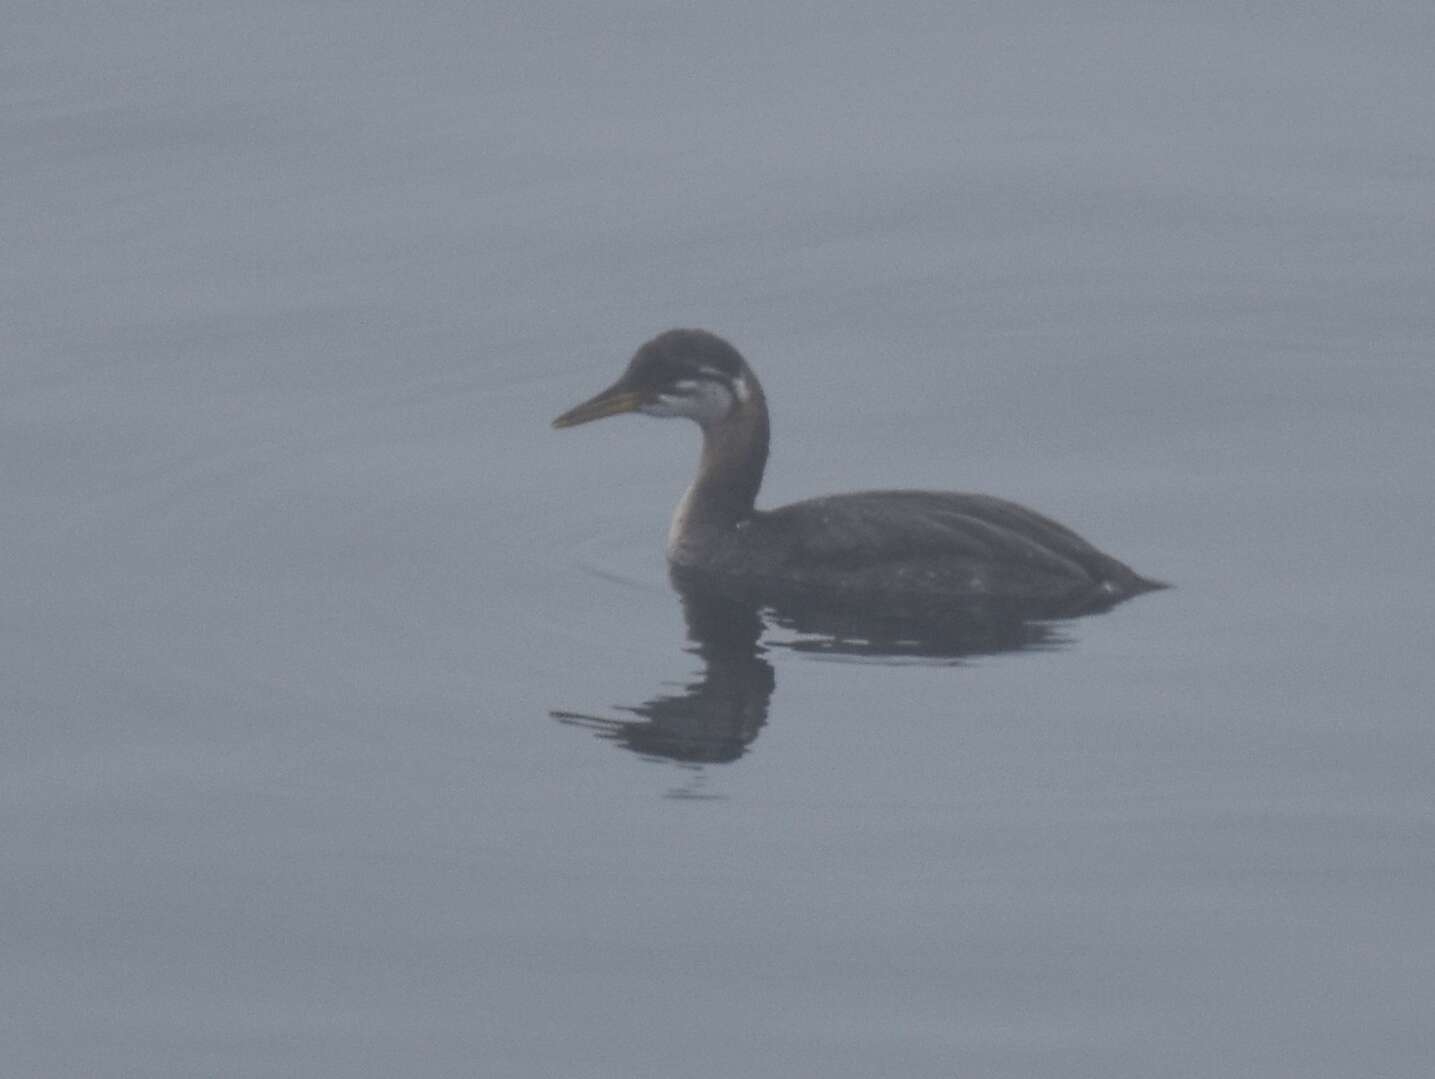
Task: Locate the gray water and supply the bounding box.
[5,3,1434,1076]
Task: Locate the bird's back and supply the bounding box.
[680,489,1163,613]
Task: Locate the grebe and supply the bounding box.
[553,330,1164,611]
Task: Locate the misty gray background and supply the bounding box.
[4,2,1433,1076]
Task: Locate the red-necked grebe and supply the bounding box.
[553,329,1165,609]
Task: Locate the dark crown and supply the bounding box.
[626,329,747,388]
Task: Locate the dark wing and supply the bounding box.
[758,490,1129,585]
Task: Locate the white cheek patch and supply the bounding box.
[731,375,750,403]
[641,397,683,418]
[641,380,735,425]
[687,381,735,423]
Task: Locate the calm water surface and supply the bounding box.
[5,2,1433,1076]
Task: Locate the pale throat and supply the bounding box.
[665,380,769,560]
[666,481,700,558]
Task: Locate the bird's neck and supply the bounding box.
[667,381,770,559]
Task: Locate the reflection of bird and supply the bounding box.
[547,580,1083,777]
[555,329,1165,611]
[551,590,773,767]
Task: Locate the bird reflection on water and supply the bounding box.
[550,575,1112,788]
[551,586,773,773]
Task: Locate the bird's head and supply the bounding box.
[552,329,755,431]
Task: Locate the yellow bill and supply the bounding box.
[551,386,645,428]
